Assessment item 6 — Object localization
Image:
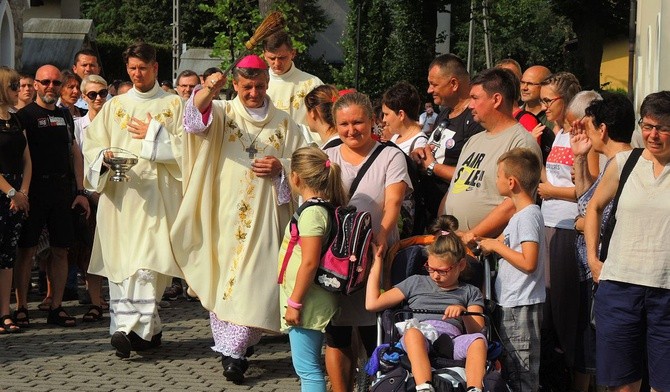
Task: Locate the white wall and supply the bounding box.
[634,0,670,109]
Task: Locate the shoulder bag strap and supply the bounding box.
[349,144,386,198]
[408,134,428,154]
[322,138,343,150]
[599,148,643,261]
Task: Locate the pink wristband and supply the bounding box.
[287,298,303,310]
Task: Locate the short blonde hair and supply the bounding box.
[497,147,541,195]
[81,74,108,94]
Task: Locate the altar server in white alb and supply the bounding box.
[83,42,184,359]
[263,31,323,143]
[171,55,305,383]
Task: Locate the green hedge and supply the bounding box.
[95,35,174,84]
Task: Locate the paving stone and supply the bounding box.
[0,295,304,391]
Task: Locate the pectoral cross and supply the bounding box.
[245,143,258,159]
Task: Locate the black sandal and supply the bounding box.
[47,306,76,327]
[12,306,30,328]
[82,305,103,323]
[1,315,21,333]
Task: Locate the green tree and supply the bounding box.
[550,0,630,89]
[81,0,218,47]
[334,0,438,100]
[449,0,575,73]
[201,0,330,72]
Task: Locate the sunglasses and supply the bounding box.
[432,118,452,142]
[8,81,20,91]
[85,89,109,100]
[35,79,63,87]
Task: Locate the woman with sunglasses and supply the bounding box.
[0,66,32,334]
[72,74,108,322]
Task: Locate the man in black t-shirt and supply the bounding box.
[13,64,89,328]
[410,54,484,229]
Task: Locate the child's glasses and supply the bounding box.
[424,261,460,277]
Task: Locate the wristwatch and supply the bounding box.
[426,161,437,176]
[76,189,90,197]
[6,188,16,199]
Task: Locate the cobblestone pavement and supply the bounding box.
[0,295,302,391]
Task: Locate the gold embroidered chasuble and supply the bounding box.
[267,63,322,140]
[83,84,184,283]
[173,97,306,333]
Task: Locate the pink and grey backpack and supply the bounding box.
[278,198,373,295]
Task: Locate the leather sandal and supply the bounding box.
[1,315,21,333]
[82,305,103,322]
[47,306,76,327]
[12,306,29,328]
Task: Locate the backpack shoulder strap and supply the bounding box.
[349,143,386,198]
[600,148,643,261]
[278,198,331,284]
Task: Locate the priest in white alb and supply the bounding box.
[263,31,323,143]
[171,54,306,383]
[83,42,184,359]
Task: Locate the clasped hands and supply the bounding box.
[409,146,436,171]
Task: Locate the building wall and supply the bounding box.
[310,0,348,63]
[635,0,669,109]
[23,0,80,20]
[600,39,628,92]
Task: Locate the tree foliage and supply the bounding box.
[450,0,576,73]
[334,0,436,100]
[201,0,331,71]
[82,0,222,49]
[550,0,630,89]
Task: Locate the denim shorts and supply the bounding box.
[595,280,670,390]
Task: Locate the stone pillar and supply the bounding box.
[9,0,27,71]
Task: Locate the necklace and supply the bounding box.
[238,121,266,159]
[0,113,14,131]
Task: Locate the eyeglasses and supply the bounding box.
[638,118,670,135]
[178,84,197,89]
[424,261,461,277]
[85,89,108,100]
[35,79,63,87]
[8,81,19,91]
[540,96,562,107]
[520,80,541,87]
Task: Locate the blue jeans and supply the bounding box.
[288,327,326,392]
